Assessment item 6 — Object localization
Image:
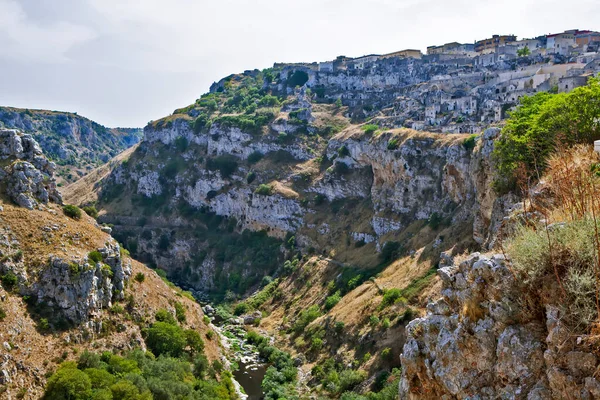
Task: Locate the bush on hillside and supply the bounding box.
[144,322,187,357]
[255,184,273,196]
[508,218,599,327]
[63,204,82,219]
[82,205,98,219]
[362,124,379,135]
[88,251,103,264]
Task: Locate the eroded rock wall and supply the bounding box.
[400,253,600,399]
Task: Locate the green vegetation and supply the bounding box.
[387,138,399,150]
[247,151,264,164]
[44,349,236,400]
[134,272,145,283]
[362,124,379,135]
[517,46,531,57]
[324,291,342,310]
[63,204,82,219]
[493,78,600,193]
[88,251,103,264]
[0,306,6,321]
[379,241,402,263]
[292,305,321,333]
[245,331,299,399]
[380,288,403,308]
[175,301,187,323]
[255,184,273,196]
[82,205,99,219]
[145,322,203,357]
[508,218,600,327]
[462,134,477,151]
[338,145,350,157]
[1,272,18,290]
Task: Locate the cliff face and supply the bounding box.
[0,107,142,184]
[93,88,505,299]
[400,252,600,399]
[0,128,128,323]
[0,129,62,209]
[0,131,219,397]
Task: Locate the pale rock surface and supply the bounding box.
[400,253,600,399]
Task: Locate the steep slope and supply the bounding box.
[71,68,508,303]
[0,107,142,185]
[0,130,223,399]
[58,69,517,397]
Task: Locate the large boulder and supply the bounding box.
[0,129,62,209]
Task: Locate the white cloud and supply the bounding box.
[0,0,599,127]
[0,0,96,62]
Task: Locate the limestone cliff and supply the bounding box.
[400,252,600,399]
[0,107,142,184]
[0,131,219,397]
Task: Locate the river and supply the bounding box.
[207,308,267,400]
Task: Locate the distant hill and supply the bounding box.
[0,107,142,184]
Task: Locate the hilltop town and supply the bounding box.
[244,29,600,134]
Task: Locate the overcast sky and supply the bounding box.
[0,0,598,127]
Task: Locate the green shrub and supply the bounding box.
[155,308,176,325]
[44,363,92,400]
[338,369,367,393]
[39,318,50,331]
[145,322,187,357]
[381,288,403,308]
[63,204,82,219]
[311,337,324,351]
[324,291,342,310]
[0,307,6,321]
[88,251,103,264]
[334,321,345,334]
[379,241,402,263]
[234,302,250,316]
[255,184,273,196]
[246,171,257,184]
[175,301,186,323]
[462,134,478,151]
[134,272,145,283]
[508,218,600,327]
[369,315,380,326]
[387,138,399,150]
[292,305,321,333]
[247,151,264,164]
[82,206,98,219]
[1,272,17,289]
[69,263,80,276]
[185,329,205,354]
[338,145,350,157]
[362,124,379,135]
[428,212,444,230]
[381,347,393,360]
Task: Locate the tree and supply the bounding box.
[145,322,187,357]
[44,363,92,400]
[493,78,600,193]
[517,46,531,57]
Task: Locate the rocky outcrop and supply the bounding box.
[0,222,131,324]
[400,253,600,399]
[32,241,131,323]
[0,129,62,209]
[0,107,142,181]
